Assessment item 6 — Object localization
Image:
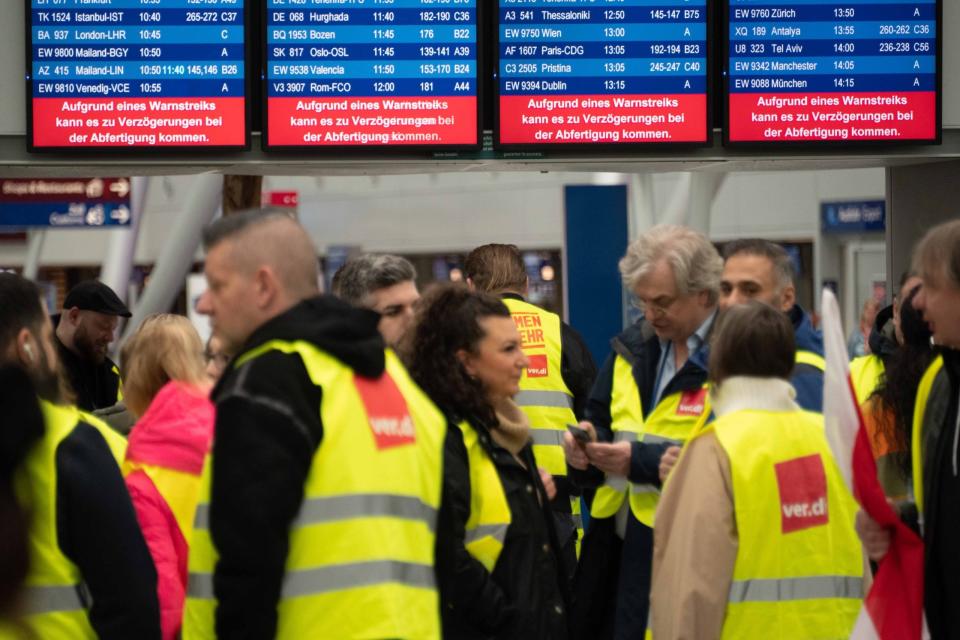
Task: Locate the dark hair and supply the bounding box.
[870,285,935,478]
[722,239,795,288]
[0,273,45,355]
[913,219,960,290]
[401,284,511,427]
[464,244,527,294]
[0,365,44,617]
[333,254,417,305]
[201,208,296,251]
[709,301,796,384]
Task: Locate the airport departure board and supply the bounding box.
[27,0,248,151]
[496,0,710,148]
[726,0,939,144]
[265,0,481,150]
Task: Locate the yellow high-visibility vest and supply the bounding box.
[912,355,945,514]
[589,353,710,527]
[14,401,100,639]
[456,421,511,572]
[707,409,863,639]
[79,409,127,463]
[849,354,885,406]
[183,342,445,639]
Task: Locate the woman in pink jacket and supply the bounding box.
[120,314,214,640]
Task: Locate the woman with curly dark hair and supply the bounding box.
[402,284,569,640]
[862,284,935,501]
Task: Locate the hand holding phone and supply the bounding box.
[567,423,592,444]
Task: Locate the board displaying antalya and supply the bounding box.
[496,0,710,148]
[726,0,940,144]
[264,0,480,149]
[27,0,248,150]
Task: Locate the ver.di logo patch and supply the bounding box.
[526,354,549,378]
[775,454,829,534]
[354,372,416,450]
[676,387,707,416]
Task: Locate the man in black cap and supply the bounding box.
[54,280,131,411]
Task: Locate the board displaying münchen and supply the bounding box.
[24,0,941,152]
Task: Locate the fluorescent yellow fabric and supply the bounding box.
[13,401,97,639]
[591,354,643,519]
[913,355,944,514]
[709,410,863,639]
[503,298,575,477]
[795,350,826,372]
[849,354,885,406]
[79,410,126,464]
[183,342,445,640]
[456,421,511,572]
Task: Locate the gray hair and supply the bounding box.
[333,254,417,306]
[913,219,960,290]
[619,224,723,305]
[722,238,795,291]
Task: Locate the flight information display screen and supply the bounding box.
[265,0,481,150]
[726,0,940,144]
[27,0,248,151]
[496,0,710,148]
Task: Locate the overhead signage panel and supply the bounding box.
[264,0,481,151]
[725,0,941,145]
[27,0,249,151]
[495,0,711,149]
[0,178,132,227]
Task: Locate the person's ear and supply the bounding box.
[14,328,36,368]
[66,307,81,326]
[455,348,476,378]
[780,284,796,312]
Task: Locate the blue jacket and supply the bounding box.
[790,305,825,412]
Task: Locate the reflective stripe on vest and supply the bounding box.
[795,350,826,372]
[627,386,710,527]
[849,354,884,406]
[503,298,575,479]
[456,421,511,572]
[183,342,444,640]
[913,355,944,515]
[15,401,97,639]
[591,355,643,519]
[707,409,863,639]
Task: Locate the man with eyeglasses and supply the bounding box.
[563,224,722,640]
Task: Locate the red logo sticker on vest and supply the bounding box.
[775,454,829,534]
[675,387,707,416]
[526,354,549,378]
[354,372,416,450]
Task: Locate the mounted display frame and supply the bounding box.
[261,0,484,154]
[723,0,942,147]
[25,0,252,153]
[493,0,714,151]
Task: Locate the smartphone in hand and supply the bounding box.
[567,423,592,444]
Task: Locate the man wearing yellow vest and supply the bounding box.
[858,219,960,638]
[0,273,160,639]
[651,302,863,638]
[464,243,597,570]
[183,210,446,639]
[563,225,721,639]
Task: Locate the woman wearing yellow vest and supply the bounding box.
[403,285,570,639]
[651,302,864,639]
[120,315,215,640]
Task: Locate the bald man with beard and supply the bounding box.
[184,211,446,639]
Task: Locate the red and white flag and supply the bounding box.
[820,288,926,639]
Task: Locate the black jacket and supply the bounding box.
[54,333,121,412]
[208,296,386,639]
[437,415,569,640]
[920,348,960,639]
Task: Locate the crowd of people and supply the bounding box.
[0,210,958,639]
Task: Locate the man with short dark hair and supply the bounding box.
[54,280,131,411]
[719,239,825,411]
[332,253,419,348]
[183,211,447,639]
[0,272,159,639]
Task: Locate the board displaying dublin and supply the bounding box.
[726,0,940,144]
[496,0,710,148]
[27,0,248,150]
[265,0,480,150]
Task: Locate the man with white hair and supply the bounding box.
[563,224,721,639]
